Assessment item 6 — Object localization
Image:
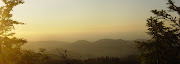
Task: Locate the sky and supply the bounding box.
[1,0,179,42]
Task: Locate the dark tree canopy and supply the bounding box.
[136,0,180,64]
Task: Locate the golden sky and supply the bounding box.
[1,0,179,42]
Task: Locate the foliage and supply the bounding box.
[57,49,70,64]
[0,0,27,64]
[18,49,49,64]
[44,55,140,64]
[136,0,180,64]
[82,55,140,64]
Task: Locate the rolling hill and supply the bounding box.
[22,39,138,59]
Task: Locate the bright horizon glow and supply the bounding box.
[2,0,179,42]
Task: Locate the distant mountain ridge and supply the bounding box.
[22,39,138,59]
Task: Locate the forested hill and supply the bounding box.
[22,39,139,59]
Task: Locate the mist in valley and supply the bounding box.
[22,39,143,59]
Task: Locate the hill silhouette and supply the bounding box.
[22,39,137,59]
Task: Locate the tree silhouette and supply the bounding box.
[0,0,26,63]
[136,0,180,64]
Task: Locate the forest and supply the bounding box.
[0,0,180,64]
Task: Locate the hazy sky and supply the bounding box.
[1,0,179,42]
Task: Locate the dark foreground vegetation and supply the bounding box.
[0,0,180,64]
[1,48,180,64]
[18,49,140,64]
[44,55,140,64]
[0,48,140,64]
